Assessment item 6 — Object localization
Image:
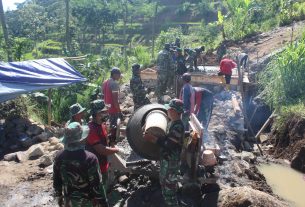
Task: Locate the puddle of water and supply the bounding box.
[258,163,305,207]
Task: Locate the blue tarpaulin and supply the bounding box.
[0,58,87,103]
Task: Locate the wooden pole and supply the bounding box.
[48,89,52,126]
[255,112,275,140]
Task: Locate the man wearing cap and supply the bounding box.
[144,99,185,207]
[102,67,122,128]
[53,122,109,207]
[156,43,173,103]
[130,63,150,110]
[67,103,86,125]
[180,73,195,130]
[86,100,122,191]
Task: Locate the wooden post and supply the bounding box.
[48,89,52,126]
[255,112,275,140]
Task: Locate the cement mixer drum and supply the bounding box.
[126,104,167,160]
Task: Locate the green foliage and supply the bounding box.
[274,103,305,134]
[12,37,34,61]
[36,39,62,55]
[156,27,184,50]
[258,32,305,110]
[132,45,151,68]
[279,1,305,26]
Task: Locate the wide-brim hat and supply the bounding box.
[62,122,89,146]
[164,98,184,114]
[89,100,110,115]
[70,103,86,117]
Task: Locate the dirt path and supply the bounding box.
[229,21,305,63]
[0,159,56,207]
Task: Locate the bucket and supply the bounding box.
[144,110,168,138]
[201,150,217,166]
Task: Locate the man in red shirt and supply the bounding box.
[218,56,237,90]
[102,67,122,129]
[86,100,121,191]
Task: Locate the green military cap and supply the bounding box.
[70,103,86,117]
[176,48,182,52]
[164,98,184,114]
[90,100,108,115]
[62,122,89,146]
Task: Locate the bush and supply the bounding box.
[258,32,305,110]
[36,39,62,55]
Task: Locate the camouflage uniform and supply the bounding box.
[175,52,187,97]
[130,70,150,110]
[156,45,173,103]
[157,99,185,207]
[185,49,196,71]
[53,122,108,207]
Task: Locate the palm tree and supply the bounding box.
[0,0,12,61]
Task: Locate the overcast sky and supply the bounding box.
[3,0,26,11]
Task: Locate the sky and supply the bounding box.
[2,0,26,11]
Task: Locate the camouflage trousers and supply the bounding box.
[63,198,108,207]
[181,113,190,131]
[160,158,180,207]
[156,72,169,103]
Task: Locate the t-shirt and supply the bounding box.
[102,78,120,114]
[86,121,109,173]
[220,58,237,75]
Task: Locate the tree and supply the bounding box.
[65,0,71,54]
[0,0,12,61]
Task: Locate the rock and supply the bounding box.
[0,161,10,166]
[34,132,49,142]
[26,124,44,136]
[218,186,289,207]
[49,137,60,146]
[118,175,129,185]
[291,147,305,173]
[4,152,16,161]
[217,125,226,135]
[39,154,53,167]
[16,151,28,162]
[54,143,64,150]
[234,151,256,163]
[27,144,44,159]
[44,164,53,174]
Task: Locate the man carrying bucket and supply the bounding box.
[144,99,185,207]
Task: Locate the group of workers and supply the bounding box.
[52,39,249,207]
[155,40,205,103]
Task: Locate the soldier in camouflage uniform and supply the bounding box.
[156,43,173,103]
[144,99,185,207]
[130,63,150,110]
[184,48,196,72]
[53,122,109,207]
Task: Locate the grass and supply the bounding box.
[258,31,305,110]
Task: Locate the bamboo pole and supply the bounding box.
[48,89,52,126]
[255,112,275,140]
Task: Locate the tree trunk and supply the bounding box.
[65,0,71,54]
[0,0,12,61]
[152,2,158,60]
[123,1,128,71]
